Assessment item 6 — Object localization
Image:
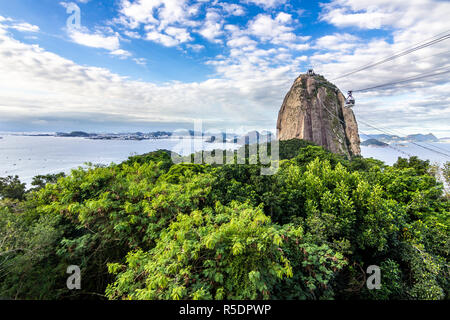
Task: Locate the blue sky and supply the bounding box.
[0,0,332,83]
[0,0,449,136]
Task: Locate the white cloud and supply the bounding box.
[219,3,246,16]
[133,57,147,65]
[320,0,449,31]
[68,30,120,51]
[117,0,199,40]
[123,30,141,39]
[110,49,132,59]
[10,22,40,33]
[275,12,292,24]
[115,0,306,53]
[58,2,132,58]
[165,26,192,43]
[227,36,257,48]
[314,33,360,52]
[119,0,164,27]
[245,0,287,9]
[146,30,179,46]
[320,6,395,29]
[0,16,13,22]
[198,9,223,43]
[248,13,298,45]
[186,43,205,52]
[287,43,310,51]
[0,17,40,33]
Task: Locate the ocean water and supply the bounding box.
[360,143,450,167]
[0,135,449,186]
[0,135,237,186]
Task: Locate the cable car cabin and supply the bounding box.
[345,91,355,107]
[307,69,315,76]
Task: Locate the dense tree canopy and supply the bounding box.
[0,175,26,200]
[0,140,448,300]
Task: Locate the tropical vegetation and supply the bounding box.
[0,140,448,300]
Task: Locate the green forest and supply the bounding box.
[0,139,449,300]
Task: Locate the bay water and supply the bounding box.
[0,134,449,187]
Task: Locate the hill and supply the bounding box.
[361,139,389,147]
[277,72,360,157]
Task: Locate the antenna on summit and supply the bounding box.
[306,63,316,76]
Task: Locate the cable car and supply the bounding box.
[307,69,315,76]
[345,90,355,107]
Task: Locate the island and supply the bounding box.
[361,139,389,147]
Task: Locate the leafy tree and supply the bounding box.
[394,156,430,176]
[443,161,450,186]
[105,201,345,300]
[31,173,66,191]
[0,176,26,200]
[0,199,68,299]
[278,139,316,160]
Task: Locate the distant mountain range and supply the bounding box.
[359,133,442,144]
[7,131,448,146]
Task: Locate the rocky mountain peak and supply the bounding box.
[277,72,361,157]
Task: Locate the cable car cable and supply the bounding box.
[320,102,450,159]
[320,103,415,158]
[331,30,450,80]
[355,116,450,154]
[357,118,450,159]
[353,67,450,92]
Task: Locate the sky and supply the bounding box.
[0,0,449,137]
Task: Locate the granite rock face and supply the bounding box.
[277,73,361,157]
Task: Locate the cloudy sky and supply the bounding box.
[0,0,449,137]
